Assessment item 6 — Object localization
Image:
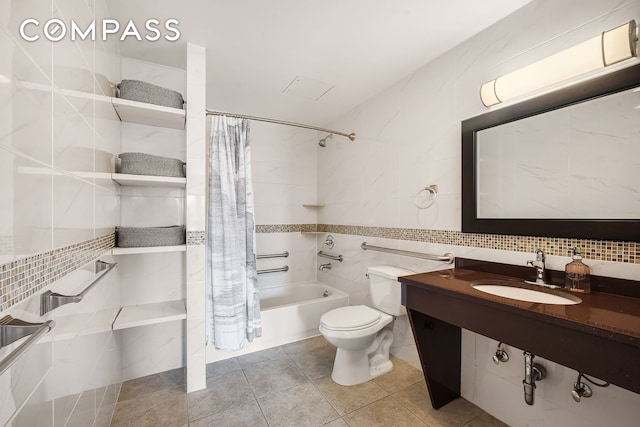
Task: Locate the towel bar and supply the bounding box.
[318,251,343,262]
[40,260,117,315]
[257,266,289,274]
[0,316,55,376]
[257,251,289,259]
[361,242,454,263]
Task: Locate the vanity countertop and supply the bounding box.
[400,268,640,345]
[399,265,640,406]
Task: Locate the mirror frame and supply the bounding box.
[462,62,640,242]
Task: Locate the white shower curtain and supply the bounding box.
[206,115,261,351]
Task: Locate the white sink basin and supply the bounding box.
[471,281,582,305]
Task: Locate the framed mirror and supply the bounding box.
[462,63,640,241]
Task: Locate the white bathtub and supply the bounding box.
[206,282,349,362]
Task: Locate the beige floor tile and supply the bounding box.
[313,376,389,415]
[464,412,510,427]
[187,370,255,421]
[190,400,268,427]
[117,372,183,402]
[372,356,424,394]
[344,395,429,427]
[243,356,309,398]
[237,345,289,367]
[205,357,241,379]
[258,382,340,427]
[288,342,336,379]
[393,381,483,427]
[322,418,349,427]
[281,335,333,355]
[111,387,187,427]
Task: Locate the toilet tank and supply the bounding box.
[368,265,415,316]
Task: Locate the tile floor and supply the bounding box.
[110,336,508,427]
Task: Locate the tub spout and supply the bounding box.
[319,263,332,271]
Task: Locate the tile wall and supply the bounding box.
[316,0,640,426]
[0,0,122,425]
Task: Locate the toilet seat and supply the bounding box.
[320,305,382,331]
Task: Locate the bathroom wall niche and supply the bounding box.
[462,63,640,241]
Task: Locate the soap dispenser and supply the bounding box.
[565,248,591,293]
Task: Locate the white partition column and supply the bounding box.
[185,43,207,392]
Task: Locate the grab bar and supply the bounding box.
[40,260,117,315]
[257,266,289,274]
[318,251,343,262]
[361,242,454,263]
[0,316,55,376]
[257,251,289,259]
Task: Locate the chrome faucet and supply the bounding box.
[525,249,559,288]
[319,263,332,271]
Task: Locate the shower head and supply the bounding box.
[319,134,333,147]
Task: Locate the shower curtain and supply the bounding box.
[206,115,261,351]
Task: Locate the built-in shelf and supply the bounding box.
[302,204,325,208]
[111,97,185,129]
[42,308,121,342]
[111,173,186,188]
[111,245,186,256]
[112,300,186,330]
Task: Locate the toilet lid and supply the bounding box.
[321,305,381,331]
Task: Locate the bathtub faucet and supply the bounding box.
[319,263,332,271]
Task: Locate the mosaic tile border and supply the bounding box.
[256,224,318,233]
[317,224,639,264]
[187,231,205,245]
[0,234,115,312]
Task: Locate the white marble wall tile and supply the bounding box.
[120,122,186,161]
[53,175,94,248]
[1,0,54,81]
[547,0,640,51]
[187,245,205,283]
[186,194,205,231]
[119,192,184,227]
[52,3,94,94]
[12,154,53,257]
[9,376,54,427]
[0,339,53,426]
[121,57,185,96]
[53,93,94,172]
[117,252,185,306]
[120,321,184,381]
[5,77,53,166]
[52,332,97,410]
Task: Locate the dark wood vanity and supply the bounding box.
[400,258,640,409]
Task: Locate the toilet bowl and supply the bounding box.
[319,265,415,386]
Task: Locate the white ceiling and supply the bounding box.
[109,0,534,126]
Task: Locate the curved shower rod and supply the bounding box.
[206,109,356,141]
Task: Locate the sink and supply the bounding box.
[471,281,582,305]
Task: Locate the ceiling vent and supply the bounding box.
[283,75,334,101]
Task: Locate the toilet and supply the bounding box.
[319,265,415,386]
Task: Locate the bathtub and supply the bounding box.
[206,282,349,362]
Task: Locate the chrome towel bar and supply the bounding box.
[257,266,289,274]
[257,251,289,259]
[0,316,55,376]
[361,242,454,263]
[40,260,117,315]
[318,251,343,262]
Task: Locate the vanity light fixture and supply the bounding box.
[480,20,638,107]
